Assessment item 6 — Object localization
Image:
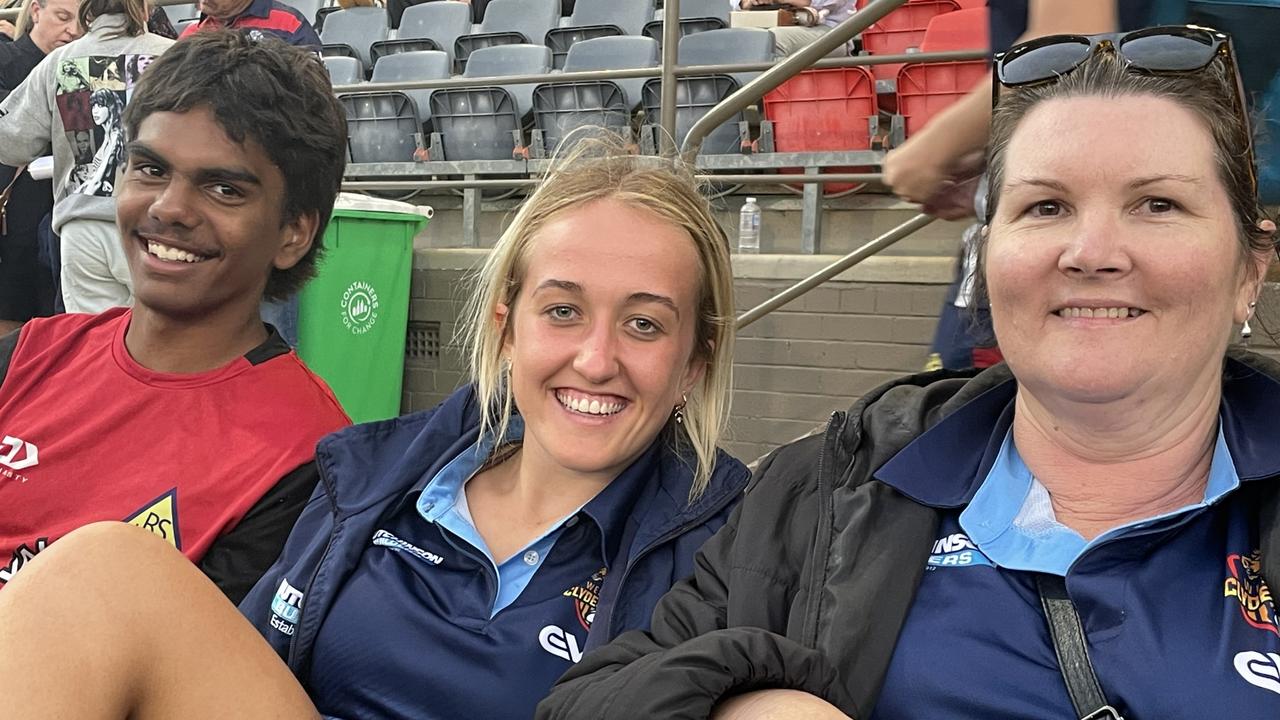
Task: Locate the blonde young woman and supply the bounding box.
[0,140,746,719]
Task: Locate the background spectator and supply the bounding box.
[733,0,855,58]
[180,0,320,49]
[0,0,171,314]
[0,0,82,331]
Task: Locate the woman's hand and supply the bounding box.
[711,690,851,720]
[0,20,16,39]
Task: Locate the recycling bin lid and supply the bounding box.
[333,192,434,220]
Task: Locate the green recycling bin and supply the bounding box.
[297,197,430,424]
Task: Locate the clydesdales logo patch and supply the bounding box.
[1225,550,1278,636]
[563,567,606,631]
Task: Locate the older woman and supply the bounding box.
[540,26,1280,720]
[0,139,747,719]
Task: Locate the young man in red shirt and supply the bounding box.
[0,30,351,602]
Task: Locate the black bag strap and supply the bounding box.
[1036,574,1126,720]
[0,164,27,236]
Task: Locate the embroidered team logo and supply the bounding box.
[927,532,993,569]
[270,577,305,637]
[124,488,182,550]
[372,529,444,565]
[564,566,606,631]
[1225,551,1278,635]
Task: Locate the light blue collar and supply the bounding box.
[413,416,586,617]
[959,424,1241,576]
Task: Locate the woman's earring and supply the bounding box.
[673,393,688,425]
[1241,301,1259,340]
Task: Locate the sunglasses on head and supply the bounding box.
[991,26,1256,194]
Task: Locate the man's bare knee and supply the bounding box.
[3,521,188,600]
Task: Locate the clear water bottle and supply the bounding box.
[738,197,761,254]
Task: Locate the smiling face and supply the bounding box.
[499,198,707,481]
[986,95,1265,405]
[116,106,316,321]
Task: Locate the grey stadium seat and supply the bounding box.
[370,37,441,66]
[642,74,742,155]
[162,2,197,24]
[320,7,389,73]
[288,0,324,24]
[678,27,773,86]
[453,0,559,72]
[341,92,421,163]
[314,5,339,33]
[563,35,658,110]
[564,0,653,36]
[324,56,364,86]
[384,1,471,67]
[544,25,621,70]
[532,80,629,157]
[371,50,450,126]
[464,43,552,119]
[643,18,728,47]
[428,86,521,161]
[544,0,655,67]
[674,0,731,24]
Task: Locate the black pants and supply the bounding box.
[0,169,55,322]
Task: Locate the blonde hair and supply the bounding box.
[458,136,735,499]
[14,0,36,37]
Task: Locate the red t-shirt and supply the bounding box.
[0,308,350,585]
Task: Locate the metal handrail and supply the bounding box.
[735,213,937,329]
[659,0,680,153]
[681,0,911,158]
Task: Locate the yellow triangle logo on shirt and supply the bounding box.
[124,488,182,551]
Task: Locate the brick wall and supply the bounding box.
[402,250,955,466]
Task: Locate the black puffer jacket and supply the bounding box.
[537,351,1280,720]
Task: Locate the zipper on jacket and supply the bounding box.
[596,475,746,642]
[286,457,342,670]
[800,410,847,648]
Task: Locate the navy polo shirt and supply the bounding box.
[871,368,1280,719]
[305,418,654,719]
[179,0,321,49]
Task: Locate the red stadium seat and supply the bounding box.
[856,0,960,81]
[762,68,878,193]
[893,7,989,138]
[918,6,989,52]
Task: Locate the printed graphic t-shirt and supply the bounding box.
[0,308,350,585]
[0,15,173,231]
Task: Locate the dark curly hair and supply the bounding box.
[123,30,348,301]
